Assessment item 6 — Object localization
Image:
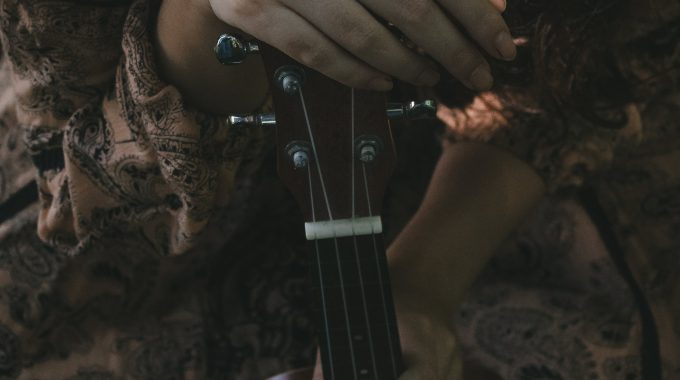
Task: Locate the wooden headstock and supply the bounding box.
[259,46,396,224]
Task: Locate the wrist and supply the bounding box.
[388,254,463,324]
[156,0,268,114]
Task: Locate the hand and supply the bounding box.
[397,311,462,379]
[206,0,515,91]
[311,305,462,379]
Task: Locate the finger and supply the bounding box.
[489,0,506,12]
[398,357,461,380]
[287,0,441,87]
[443,349,463,380]
[234,5,394,91]
[440,0,516,60]
[312,350,324,380]
[398,368,420,380]
[361,0,493,91]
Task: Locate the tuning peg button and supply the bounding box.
[228,113,276,128]
[214,34,260,65]
[386,100,437,121]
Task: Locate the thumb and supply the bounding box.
[312,349,324,380]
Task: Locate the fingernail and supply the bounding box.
[491,0,506,12]
[470,66,493,91]
[418,69,441,86]
[369,77,394,91]
[495,31,516,60]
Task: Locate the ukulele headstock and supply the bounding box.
[220,34,437,231]
[259,45,397,224]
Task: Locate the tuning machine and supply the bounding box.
[228,99,437,128]
[285,141,312,169]
[214,34,260,65]
[228,113,276,128]
[275,66,306,95]
[386,100,437,121]
[355,135,383,164]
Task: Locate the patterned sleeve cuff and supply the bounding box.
[60,0,269,255]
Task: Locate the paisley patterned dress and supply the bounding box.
[0,1,315,379]
[0,0,677,379]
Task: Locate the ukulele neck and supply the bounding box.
[258,42,405,380]
[308,232,403,380]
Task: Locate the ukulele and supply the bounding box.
[217,34,435,380]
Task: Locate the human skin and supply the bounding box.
[156,0,515,115]
[206,0,514,92]
[155,0,270,115]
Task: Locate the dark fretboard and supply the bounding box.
[308,233,404,380]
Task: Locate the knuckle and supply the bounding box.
[448,49,484,76]
[351,28,382,56]
[295,44,331,69]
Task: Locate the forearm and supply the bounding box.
[155,0,269,115]
[388,142,545,319]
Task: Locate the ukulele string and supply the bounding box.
[299,88,358,379]
[298,89,333,220]
[351,88,380,378]
[306,163,336,380]
[362,163,399,378]
[332,235,359,380]
[351,87,356,220]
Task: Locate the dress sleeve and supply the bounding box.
[2,0,270,255]
[438,92,643,193]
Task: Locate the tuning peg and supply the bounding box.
[386,100,437,121]
[228,113,276,128]
[214,34,260,65]
[228,100,437,129]
[275,66,306,95]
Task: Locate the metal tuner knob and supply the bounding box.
[228,113,276,128]
[214,34,260,65]
[386,100,437,121]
